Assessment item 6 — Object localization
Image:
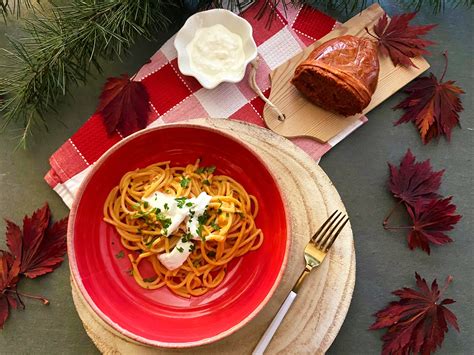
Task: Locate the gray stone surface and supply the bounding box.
[0,3,472,354]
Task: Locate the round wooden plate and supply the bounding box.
[70,118,356,354]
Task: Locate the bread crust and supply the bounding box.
[291,35,380,116]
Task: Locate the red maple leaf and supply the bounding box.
[388,149,444,207]
[394,53,464,144]
[384,151,460,254]
[369,12,436,68]
[0,203,64,329]
[96,74,150,136]
[370,273,459,355]
[406,197,461,254]
[5,203,68,279]
[0,250,20,329]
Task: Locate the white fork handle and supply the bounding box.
[252,291,297,355]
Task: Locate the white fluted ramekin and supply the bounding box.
[174,9,258,89]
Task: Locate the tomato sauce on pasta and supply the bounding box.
[103,160,263,298]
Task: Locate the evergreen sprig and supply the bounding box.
[0,0,33,20]
[0,0,175,148]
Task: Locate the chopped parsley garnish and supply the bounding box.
[217,199,223,214]
[189,244,195,252]
[144,238,154,248]
[163,203,169,210]
[206,165,216,173]
[175,197,187,208]
[181,233,192,243]
[195,165,216,174]
[176,246,184,253]
[197,211,210,225]
[143,201,149,208]
[189,210,195,218]
[202,179,210,186]
[132,202,141,210]
[211,222,221,231]
[180,177,190,188]
[196,225,204,240]
[186,202,193,207]
[126,269,134,276]
[115,250,125,259]
[207,251,216,258]
[143,277,156,283]
[155,212,172,230]
[237,212,244,218]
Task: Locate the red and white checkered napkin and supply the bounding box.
[45,3,368,208]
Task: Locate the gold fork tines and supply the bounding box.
[292,210,349,293]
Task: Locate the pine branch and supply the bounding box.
[0,0,34,20]
[0,0,176,148]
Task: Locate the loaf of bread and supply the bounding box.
[291,35,380,116]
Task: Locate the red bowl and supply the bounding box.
[68,124,290,347]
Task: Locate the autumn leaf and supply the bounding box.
[388,149,444,207]
[0,250,20,329]
[370,273,459,355]
[394,53,464,144]
[384,151,461,254]
[5,204,68,279]
[369,12,436,68]
[406,197,461,254]
[0,203,66,329]
[96,74,150,136]
[23,217,68,279]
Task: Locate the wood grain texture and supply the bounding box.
[70,118,356,354]
[263,4,430,143]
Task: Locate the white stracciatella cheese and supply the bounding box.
[186,24,245,82]
[142,191,212,270]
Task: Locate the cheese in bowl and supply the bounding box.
[186,24,246,83]
[174,9,257,89]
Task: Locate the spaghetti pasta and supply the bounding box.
[103,160,263,298]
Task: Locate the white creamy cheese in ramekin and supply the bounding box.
[186,24,245,82]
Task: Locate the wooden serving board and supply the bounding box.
[263,4,430,143]
[70,118,355,354]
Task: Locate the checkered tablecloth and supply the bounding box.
[45,2,368,208]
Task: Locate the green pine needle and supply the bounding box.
[0,0,176,148]
[0,0,34,21]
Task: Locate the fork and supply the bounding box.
[253,210,349,355]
